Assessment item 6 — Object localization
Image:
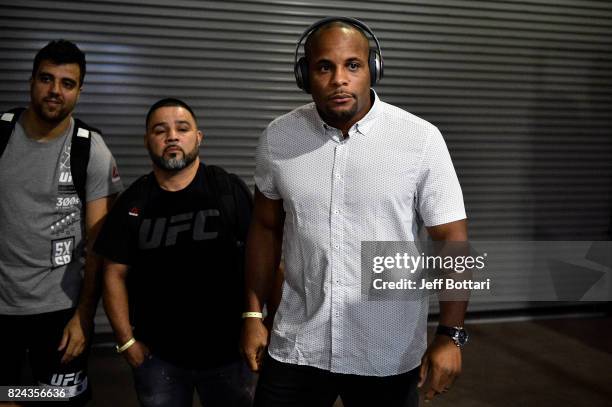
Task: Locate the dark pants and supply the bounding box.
[254,354,419,407]
[0,308,92,406]
[132,353,256,407]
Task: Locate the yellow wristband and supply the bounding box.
[242,312,263,319]
[116,337,136,353]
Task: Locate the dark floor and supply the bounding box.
[85,314,612,407]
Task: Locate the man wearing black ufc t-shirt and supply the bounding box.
[94,98,254,407]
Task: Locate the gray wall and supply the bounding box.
[1,0,611,320]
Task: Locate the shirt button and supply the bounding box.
[334,209,339,214]
[334,244,339,249]
[335,174,341,179]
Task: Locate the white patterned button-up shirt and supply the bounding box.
[255,91,466,376]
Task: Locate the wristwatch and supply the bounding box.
[436,325,469,348]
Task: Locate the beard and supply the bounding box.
[317,95,359,128]
[320,104,358,124]
[149,141,200,171]
[31,97,74,125]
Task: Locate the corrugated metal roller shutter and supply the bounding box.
[1,1,611,330]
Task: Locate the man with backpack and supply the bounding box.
[95,98,255,407]
[0,39,123,404]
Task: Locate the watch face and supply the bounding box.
[450,328,468,346]
[437,325,468,347]
[456,329,468,345]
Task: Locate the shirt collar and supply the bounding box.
[314,89,381,141]
[354,89,381,137]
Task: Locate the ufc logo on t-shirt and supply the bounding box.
[51,237,74,268]
[138,209,220,249]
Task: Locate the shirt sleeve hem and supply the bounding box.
[254,179,282,200]
[423,211,467,228]
[85,184,122,202]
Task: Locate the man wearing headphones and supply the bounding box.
[242,17,468,406]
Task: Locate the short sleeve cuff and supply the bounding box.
[423,210,467,228]
[86,181,123,202]
[254,176,282,200]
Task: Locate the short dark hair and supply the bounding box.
[145,98,197,130]
[32,40,86,86]
[304,20,369,61]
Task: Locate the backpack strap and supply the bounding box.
[71,118,96,204]
[205,165,238,240]
[0,107,27,158]
[228,172,253,243]
[204,164,253,315]
[204,165,253,246]
[0,109,94,206]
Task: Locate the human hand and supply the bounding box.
[123,341,150,368]
[418,335,462,402]
[240,317,269,372]
[58,310,91,364]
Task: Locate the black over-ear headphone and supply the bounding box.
[293,16,384,93]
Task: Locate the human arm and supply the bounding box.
[58,194,116,363]
[264,261,285,330]
[102,259,150,367]
[418,219,468,402]
[240,187,285,372]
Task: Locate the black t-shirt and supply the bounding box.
[95,164,246,368]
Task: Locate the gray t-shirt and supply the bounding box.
[0,117,123,315]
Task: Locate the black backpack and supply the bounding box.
[0,107,97,204]
[203,164,254,250]
[205,165,253,313]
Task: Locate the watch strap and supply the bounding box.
[436,325,468,348]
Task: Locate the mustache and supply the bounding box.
[327,91,355,100]
[44,97,62,103]
[164,144,184,153]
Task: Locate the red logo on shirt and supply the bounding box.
[112,165,121,182]
[128,207,140,217]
